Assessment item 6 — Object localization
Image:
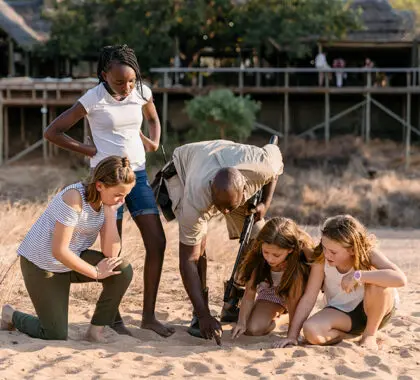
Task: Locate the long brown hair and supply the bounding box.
[239,217,314,299]
[83,156,136,204]
[314,214,376,270]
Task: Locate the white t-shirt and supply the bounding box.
[78,83,152,170]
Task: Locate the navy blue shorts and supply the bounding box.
[117,169,159,220]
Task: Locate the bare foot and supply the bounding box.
[1,304,15,331]
[359,334,378,350]
[141,318,175,337]
[85,325,107,343]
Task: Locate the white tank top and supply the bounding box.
[322,261,364,312]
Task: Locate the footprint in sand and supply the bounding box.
[399,348,413,358]
[292,349,308,358]
[364,355,392,374]
[244,367,261,377]
[183,361,210,375]
[275,360,295,375]
[149,364,173,377]
[335,365,375,378]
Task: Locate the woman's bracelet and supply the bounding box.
[95,265,99,282]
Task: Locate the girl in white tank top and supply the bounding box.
[274,214,406,351]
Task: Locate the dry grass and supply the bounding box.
[274,166,420,227]
[1,135,419,306]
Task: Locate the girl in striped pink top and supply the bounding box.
[232,217,314,339]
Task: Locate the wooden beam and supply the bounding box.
[20,107,25,143]
[284,72,289,151]
[0,100,3,165]
[24,51,30,77]
[8,37,15,77]
[42,91,48,161]
[365,73,372,144]
[405,92,411,170]
[4,106,8,160]
[325,74,330,143]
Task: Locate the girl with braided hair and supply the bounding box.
[44,45,174,337]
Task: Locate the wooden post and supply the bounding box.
[24,51,30,77]
[405,90,412,170]
[8,37,15,77]
[324,71,330,144]
[239,69,244,96]
[48,107,54,157]
[284,71,289,151]
[365,72,371,144]
[162,71,169,144]
[52,107,59,156]
[20,108,25,143]
[0,97,3,165]
[4,106,8,161]
[42,91,48,161]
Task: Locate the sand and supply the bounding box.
[0,214,419,379]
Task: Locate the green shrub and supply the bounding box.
[185,89,260,142]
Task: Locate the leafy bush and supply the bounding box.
[185,89,260,142]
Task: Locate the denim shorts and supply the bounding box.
[117,169,159,220]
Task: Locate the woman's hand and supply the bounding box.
[231,321,247,339]
[104,200,125,214]
[140,131,159,152]
[95,257,123,279]
[272,337,298,348]
[85,136,97,158]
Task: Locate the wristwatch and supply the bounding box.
[353,270,362,284]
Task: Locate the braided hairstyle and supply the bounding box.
[97,44,147,100]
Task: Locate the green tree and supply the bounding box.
[233,0,362,59]
[38,0,361,72]
[185,89,260,142]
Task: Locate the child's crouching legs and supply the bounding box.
[361,284,394,348]
[303,308,351,345]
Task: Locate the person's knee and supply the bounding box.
[303,319,325,345]
[112,261,133,288]
[120,262,134,285]
[364,284,392,313]
[245,319,271,336]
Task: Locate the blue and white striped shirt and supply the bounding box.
[17,182,104,272]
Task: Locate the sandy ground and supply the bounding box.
[0,211,419,379]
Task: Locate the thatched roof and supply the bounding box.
[0,0,48,50]
[346,0,417,42]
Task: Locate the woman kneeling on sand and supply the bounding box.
[1,156,135,342]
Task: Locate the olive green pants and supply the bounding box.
[13,250,133,340]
